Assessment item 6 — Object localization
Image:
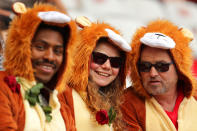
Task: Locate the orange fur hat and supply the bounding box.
[3,3,77,93]
[128,19,196,98]
[68,17,131,97]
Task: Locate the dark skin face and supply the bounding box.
[31,28,64,84]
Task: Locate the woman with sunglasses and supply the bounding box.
[68,16,131,130]
[120,19,197,131]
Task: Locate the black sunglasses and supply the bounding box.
[92,52,123,68]
[138,61,173,72]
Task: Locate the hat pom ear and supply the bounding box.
[75,16,92,28]
[179,28,194,42]
[12,2,27,15]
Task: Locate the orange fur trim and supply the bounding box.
[4,3,78,93]
[128,19,196,98]
[68,23,128,97]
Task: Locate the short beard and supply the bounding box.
[145,84,169,96]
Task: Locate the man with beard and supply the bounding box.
[0,3,77,131]
[121,19,197,131]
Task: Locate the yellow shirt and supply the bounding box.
[146,97,197,131]
[19,78,66,131]
[72,89,112,131]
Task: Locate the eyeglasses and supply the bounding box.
[92,52,123,68]
[138,62,173,72]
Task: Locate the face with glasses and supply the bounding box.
[138,46,178,96]
[89,40,122,87]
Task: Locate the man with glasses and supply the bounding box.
[121,19,197,131]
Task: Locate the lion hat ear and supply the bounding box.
[179,28,194,42]
[75,16,92,28]
[12,2,27,15]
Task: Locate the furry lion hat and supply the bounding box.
[68,16,131,97]
[4,3,77,93]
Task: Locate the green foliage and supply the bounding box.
[108,107,116,126]
[42,106,52,122]
[25,82,52,122]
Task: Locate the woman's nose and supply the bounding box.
[101,59,111,69]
